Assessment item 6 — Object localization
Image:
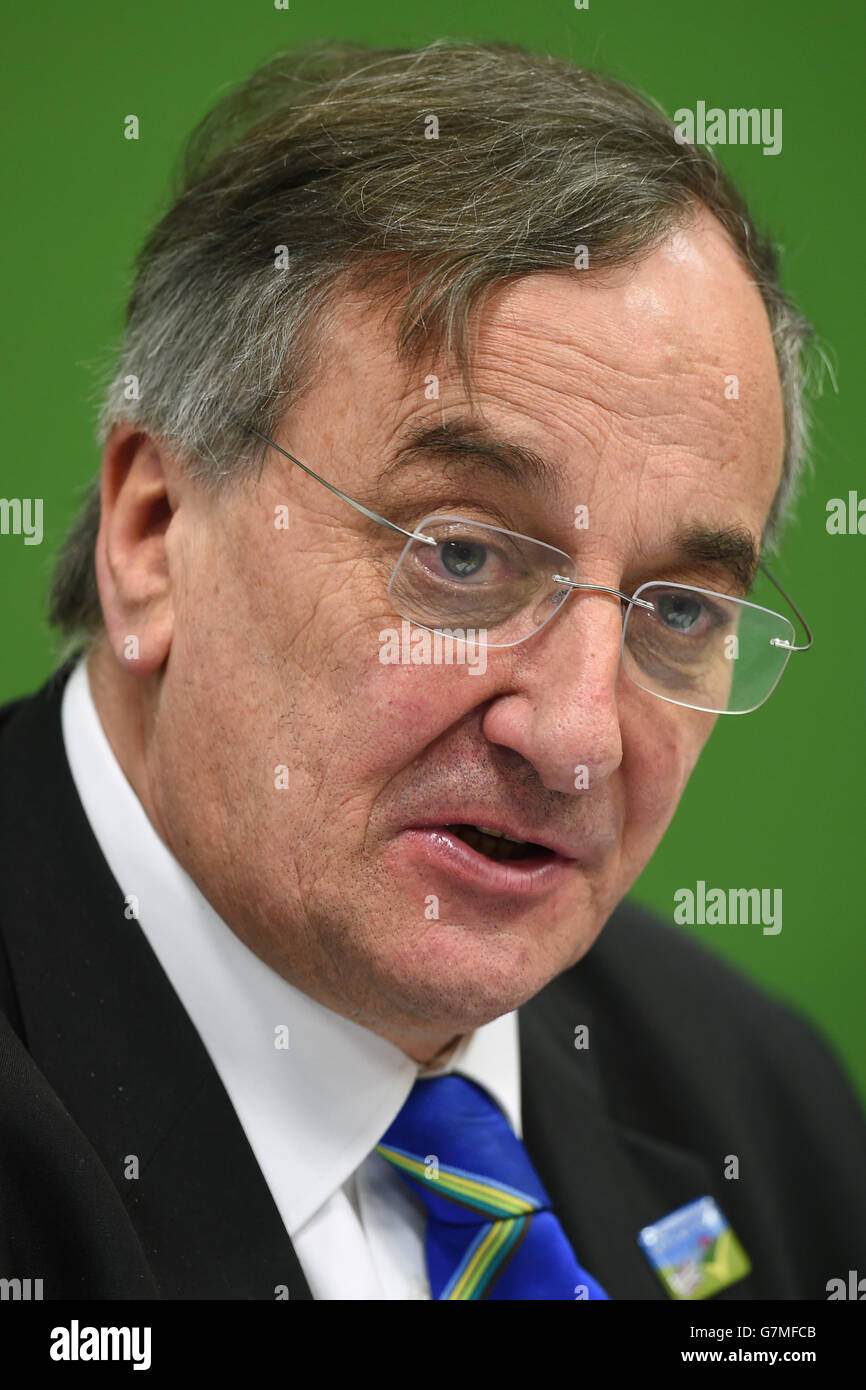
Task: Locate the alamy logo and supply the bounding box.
[49,1320,151,1370]
[0,497,43,545]
[673,102,782,156]
[674,881,782,935]
[0,1277,43,1299]
[826,1270,866,1300]
[379,621,487,674]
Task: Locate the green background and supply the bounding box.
[2,2,864,1097]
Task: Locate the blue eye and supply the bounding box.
[441,539,488,578]
[656,591,705,632]
[413,523,530,592]
[650,589,727,642]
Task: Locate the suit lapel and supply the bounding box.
[519,970,757,1300]
[0,664,313,1300]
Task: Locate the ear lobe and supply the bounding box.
[94,427,177,677]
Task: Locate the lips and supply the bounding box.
[391,823,569,899]
[409,814,583,863]
[384,791,615,901]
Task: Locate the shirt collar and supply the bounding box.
[60,657,521,1233]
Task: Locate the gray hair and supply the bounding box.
[50,38,817,650]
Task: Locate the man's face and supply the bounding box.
[141,207,784,1050]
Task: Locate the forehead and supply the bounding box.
[474,211,780,422]
[309,207,785,542]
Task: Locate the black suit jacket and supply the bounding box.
[1,663,864,1300]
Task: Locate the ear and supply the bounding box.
[94,425,179,677]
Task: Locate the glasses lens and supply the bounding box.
[622,583,795,713]
[388,516,576,646]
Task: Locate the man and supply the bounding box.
[1,40,864,1302]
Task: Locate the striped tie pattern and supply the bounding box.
[376,1074,610,1300]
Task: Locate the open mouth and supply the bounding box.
[447,824,550,863]
[392,822,574,899]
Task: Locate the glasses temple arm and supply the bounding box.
[243,424,436,546]
[757,560,813,652]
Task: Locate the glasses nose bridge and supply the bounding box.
[543,577,632,682]
[551,575,654,613]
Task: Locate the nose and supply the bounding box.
[480,589,625,795]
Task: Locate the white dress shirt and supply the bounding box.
[60,657,522,1300]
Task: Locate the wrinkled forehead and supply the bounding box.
[295,210,785,549]
[471,217,782,421]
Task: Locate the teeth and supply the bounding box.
[475,825,528,845]
[450,824,539,863]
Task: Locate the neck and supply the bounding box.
[378,1029,465,1068]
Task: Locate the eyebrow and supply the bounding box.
[378,416,759,590]
[380,416,562,498]
[666,524,759,590]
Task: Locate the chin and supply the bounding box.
[375,923,569,1027]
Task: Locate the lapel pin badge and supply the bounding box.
[638,1195,751,1299]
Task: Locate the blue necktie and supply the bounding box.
[376,1074,610,1300]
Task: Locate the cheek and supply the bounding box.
[243,631,496,843]
[344,656,492,773]
[622,699,714,830]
